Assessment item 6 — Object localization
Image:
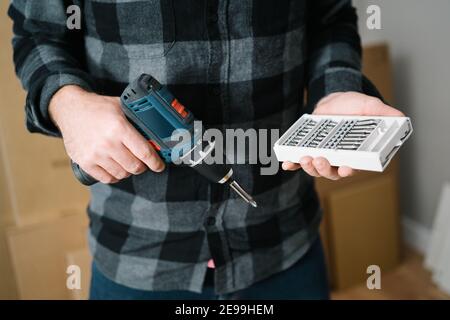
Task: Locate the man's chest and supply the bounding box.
[81,0,307,60]
[80,0,308,119]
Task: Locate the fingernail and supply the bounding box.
[282,162,291,170]
[155,162,165,172]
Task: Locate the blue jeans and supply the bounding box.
[89,238,329,300]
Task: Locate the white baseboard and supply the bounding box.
[401,216,431,254]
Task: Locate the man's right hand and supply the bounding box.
[49,85,165,184]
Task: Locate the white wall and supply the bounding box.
[353,0,450,228]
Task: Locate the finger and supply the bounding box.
[98,157,131,180]
[84,165,119,184]
[338,166,355,178]
[282,161,302,171]
[113,144,147,175]
[300,156,321,177]
[122,125,165,172]
[312,157,340,180]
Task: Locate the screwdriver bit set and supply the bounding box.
[273,114,413,172]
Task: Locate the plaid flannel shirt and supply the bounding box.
[9,0,381,294]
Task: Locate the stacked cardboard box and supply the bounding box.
[0,146,17,299]
[6,212,89,299]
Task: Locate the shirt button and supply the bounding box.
[206,216,216,226]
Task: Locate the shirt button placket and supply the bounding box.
[203,1,232,278]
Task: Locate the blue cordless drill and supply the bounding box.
[71,74,257,207]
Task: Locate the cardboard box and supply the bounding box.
[0,145,13,226]
[66,248,92,300]
[362,44,394,103]
[0,225,18,299]
[319,172,401,289]
[0,2,89,226]
[6,211,89,299]
[0,142,18,299]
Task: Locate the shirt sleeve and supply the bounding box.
[8,0,95,137]
[305,0,383,112]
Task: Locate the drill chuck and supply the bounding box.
[181,139,258,207]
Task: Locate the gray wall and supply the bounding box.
[353,0,450,228]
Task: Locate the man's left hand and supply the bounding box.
[281,92,405,180]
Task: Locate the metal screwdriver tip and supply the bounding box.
[229,180,258,207]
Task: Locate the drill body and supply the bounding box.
[120,74,197,163]
[71,74,257,207]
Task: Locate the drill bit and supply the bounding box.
[229,180,258,207]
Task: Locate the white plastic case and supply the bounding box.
[273,115,413,172]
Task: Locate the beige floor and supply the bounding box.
[332,249,450,300]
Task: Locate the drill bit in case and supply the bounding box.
[273,115,413,172]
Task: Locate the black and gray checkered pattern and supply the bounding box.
[9,0,381,294]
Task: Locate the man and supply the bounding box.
[9,0,403,299]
